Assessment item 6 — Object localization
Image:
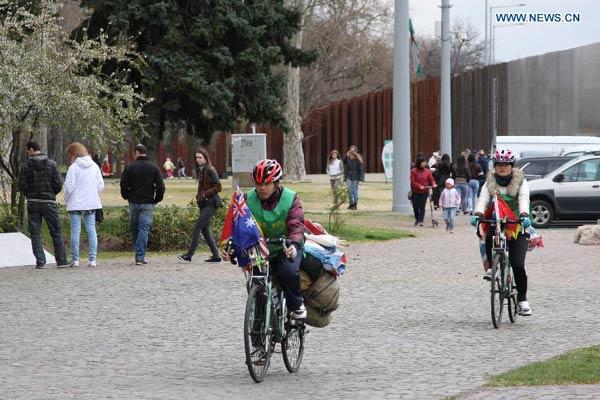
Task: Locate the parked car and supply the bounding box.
[528,153,600,228]
[515,156,576,180]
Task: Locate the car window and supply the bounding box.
[522,161,546,175]
[546,160,569,174]
[561,159,600,182]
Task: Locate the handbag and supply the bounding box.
[95,208,104,223]
[407,191,412,200]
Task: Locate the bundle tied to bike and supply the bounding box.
[300,219,347,328]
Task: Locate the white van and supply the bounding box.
[558,145,600,157]
[495,136,600,159]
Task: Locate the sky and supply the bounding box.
[409,0,599,63]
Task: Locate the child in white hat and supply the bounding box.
[439,178,461,233]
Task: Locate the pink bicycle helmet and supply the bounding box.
[493,149,516,164]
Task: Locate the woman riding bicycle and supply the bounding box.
[245,159,307,320]
[470,149,532,316]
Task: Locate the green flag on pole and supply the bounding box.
[409,19,423,78]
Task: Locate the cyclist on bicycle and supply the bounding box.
[470,149,532,316]
[246,159,307,320]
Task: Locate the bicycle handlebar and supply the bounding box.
[475,217,525,238]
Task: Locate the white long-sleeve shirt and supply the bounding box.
[64,156,104,211]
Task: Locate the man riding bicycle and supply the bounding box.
[245,159,307,320]
[470,149,533,316]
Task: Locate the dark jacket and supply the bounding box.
[477,156,489,178]
[18,152,63,201]
[434,161,454,186]
[344,158,364,181]
[120,156,165,204]
[195,165,222,205]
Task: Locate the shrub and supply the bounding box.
[117,199,229,252]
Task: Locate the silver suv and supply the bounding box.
[528,153,600,228]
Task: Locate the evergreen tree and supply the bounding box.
[77,0,316,142]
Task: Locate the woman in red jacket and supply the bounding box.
[410,155,437,226]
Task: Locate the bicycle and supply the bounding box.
[227,237,306,383]
[475,193,523,329]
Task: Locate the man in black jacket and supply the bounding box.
[120,144,165,265]
[18,140,73,269]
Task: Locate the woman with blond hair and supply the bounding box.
[64,142,104,267]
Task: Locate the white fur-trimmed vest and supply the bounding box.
[485,168,525,215]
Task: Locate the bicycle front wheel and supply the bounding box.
[244,284,271,383]
[507,268,518,323]
[490,253,504,329]
[282,317,305,373]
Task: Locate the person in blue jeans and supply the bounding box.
[120,144,165,265]
[18,140,73,269]
[64,142,104,267]
[343,147,364,210]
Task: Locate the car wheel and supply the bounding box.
[531,199,554,228]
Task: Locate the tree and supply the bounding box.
[416,20,485,78]
[77,0,315,148]
[300,0,393,114]
[0,1,146,225]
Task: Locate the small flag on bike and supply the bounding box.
[482,195,520,239]
[219,190,267,267]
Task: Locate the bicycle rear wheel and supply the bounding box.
[507,268,518,323]
[244,284,271,383]
[282,315,305,373]
[490,253,504,329]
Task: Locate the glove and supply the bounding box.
[521,216,531,228]
[470,215,481,227]
[285,242,298,260]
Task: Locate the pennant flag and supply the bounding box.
[219,190,267,268]
[482,195,520,239]
[409,19,423,78]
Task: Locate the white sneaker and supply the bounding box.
[291,304,307,320]
[518,301,532,316]
[88,261,96,267]
[483,269,492,281]
[72,260,80,267]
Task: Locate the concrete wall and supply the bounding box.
[507,42,600,136]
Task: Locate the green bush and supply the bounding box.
[117,199,229,252]
[0,212,18,233]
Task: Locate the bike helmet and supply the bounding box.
[251,159,282,184]
[493,149,516,164]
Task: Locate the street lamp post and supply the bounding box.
[492,22,525,63]
[488,3,526,64]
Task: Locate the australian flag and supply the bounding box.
[219,190,268,268]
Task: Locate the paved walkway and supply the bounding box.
[1,215,599,399]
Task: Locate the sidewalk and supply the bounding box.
[0,216,599,399]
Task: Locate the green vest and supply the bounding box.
[247,187,296,257]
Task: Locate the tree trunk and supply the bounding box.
[283,0,306,182]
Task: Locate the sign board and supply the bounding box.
[231,133,267,187]
[381,140,393,180]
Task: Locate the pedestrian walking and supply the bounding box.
[453,155,471,214]
[467,153,483,215]
[439,178,461,233]
[163,157,176,180]
[178,149,223,263]
[410,155,437,226]
[432,153,454,207]
[326,149,344,202]
[64,142,104,267]
[177,157,187,179]
[476,150,489,196]
[344,147,364,210]
[120,144,165,265]
[18,140,73,269]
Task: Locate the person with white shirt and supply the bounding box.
[326,149,344,201]
[64,142,104,267]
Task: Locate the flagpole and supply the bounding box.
[392,0,411,213]
[440,0,452,158]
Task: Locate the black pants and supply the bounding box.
[186,204,219,258]
[411,192,429,223]
[485,228,529,301]
[272,248,304,311]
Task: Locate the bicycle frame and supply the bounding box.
[477,192,521,328]
[244,245,287,343]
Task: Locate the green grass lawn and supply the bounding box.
[487,345,600,386]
